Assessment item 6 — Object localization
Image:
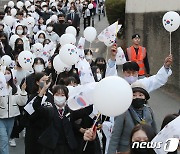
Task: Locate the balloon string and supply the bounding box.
[55,73,59,85]
[169,32,172,55]
[24,72,26,83]
[106,47,108,62]
[89,42,92,51]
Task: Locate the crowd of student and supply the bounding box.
[0,0,179,154]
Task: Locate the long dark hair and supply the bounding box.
[32,72,45,94]
[14,38,24,53]
[161,114,179,130]
[6,67,17,95]
[0,32,9,47]
[130,124,156,154]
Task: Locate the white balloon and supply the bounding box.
[46,19,52,25]
[31,43,43,54]
[93,76,133,117]
[162,11,180,32]
[59,44,79,66]
[84,27,97,43]
[25,17,35,28]
[0,55,12,67]
[25,1,31,8]
[65,26,77,37]
[8,1,15,8]
[88,3,93,9]
[4,5,7,10]
[116,47,126,65]
[11,8,17,16]
[31,5,35,12]
[60,33,76,46]
[3,16,15,27]
[53,55,72,73]
[51,15,58,23]
[18,51,34,70]
[16,1,24,9]
[9,35,20,49]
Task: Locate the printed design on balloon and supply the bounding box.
[68,48,77,55]
[74,93,87,107]
[164,19,174,26]
[24,57,33,64]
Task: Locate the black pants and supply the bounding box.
[84,17,91,29]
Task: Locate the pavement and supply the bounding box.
[10,13,180,154]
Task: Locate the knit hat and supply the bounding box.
[131,81,150,100]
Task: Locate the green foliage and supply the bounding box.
[105,0,126,25]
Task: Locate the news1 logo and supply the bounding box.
[164,138,179,152]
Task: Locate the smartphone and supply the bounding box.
[46,73,52,84]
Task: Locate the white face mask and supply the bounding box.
[85,55,92,60]
[34,64,44,73]
[4,74,11,82]
[38,38,44,43]
[96,73,102,81]
[54,96,66,107]
[16,29,23,35]
[47,26,53,32]
[43,7,47,12]
[124,76,138,84]
[70,9,75,13]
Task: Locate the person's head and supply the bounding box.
[16,11,24,20]
[4,67,17,94]
[38,17,44,25]
[131,81,150,109]
[123,61,139,84]
[132,34,140,46]
[52,85,69,108]
[15,25,24,36]
[58,14,65,23]
[130,124,156,154]
[51,6,57,12]
[14,38,24,53]
[46,23,54,33]
[0,23,4,32]
[41,4,48,12]
[91,66,102,82]
[0,12,5,20]
[33,72,46,93]
[65,76,77,87]
[38,32,46,43]
[95,57,106,70]
[33,57,45,73]
[70,6,75,13]
[0,32,8,46]
[84,49,93,63]
[161,113,179,130]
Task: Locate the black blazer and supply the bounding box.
[66,13,80,28]
[32,96,93,150]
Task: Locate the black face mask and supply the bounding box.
[16,44,24,51]
[132,98,146,109]
[96,63,106,71]
[59,20,64,24]
[131,142,151,154]
[1,39,6,44]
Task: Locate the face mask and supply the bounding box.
[16,30,23,35]
[16,44,24,51]
[4,74,11,82]
[34,64,44,73]
[43,7,47,12]
[54,96,66,106]
[132,98,146,109]
[38,38,44,43]
[59,20,64,24]
[124,76,138,84]
[131,142,150,154]
[96,63,106,71]
[47,26,53,32]
[39,81,44,88]
[70,10,75,13]
[85,55,92,60]
[96,73,102,81]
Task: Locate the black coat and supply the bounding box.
[24,92,54,154]
[32,95,93,154]
[66,13,80,28]
[53,22,69,37]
